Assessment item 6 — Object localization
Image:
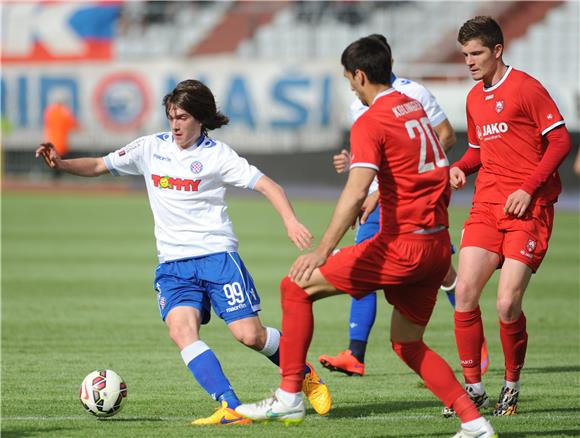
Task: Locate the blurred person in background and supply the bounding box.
[36,79,331,426]
[236,35,497,438]
[43,91,79,178]
[451,16,571,418]
[319,34,490,382]
[573,147,580,176]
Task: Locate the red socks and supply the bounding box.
[279,276,313,393]
[392,340,479,423]
[500,312,528,382]
[454,307,484,384]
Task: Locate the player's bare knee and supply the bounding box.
[496,298,522,322]
[167,324,196,346]
[454,280,480,307]
[234,329,263,349]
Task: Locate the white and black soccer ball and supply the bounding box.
[79,369,127,417]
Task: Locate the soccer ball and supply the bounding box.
[79,369,127,417]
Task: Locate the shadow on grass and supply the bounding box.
[2,430,71,438]
[97,417,165,422]
[1,417,165,436]
[523,365,580,374]
[501,431,580,437]
[325,399,439,419]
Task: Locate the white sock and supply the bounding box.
[275,388,303,406]
[505,380,520,390]
[180,340,210,365]
[465,382,485,395]
[258,327,280,357]
[440,276,457,292]
[462,417,487,431]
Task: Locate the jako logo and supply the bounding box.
[151,174,201,191]
[480,122,509,137]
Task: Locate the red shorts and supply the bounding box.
[461,202,554,272]
[320,231,451,326]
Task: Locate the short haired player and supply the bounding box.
[319,34,489,378]
[236,36,497,438]
[450,16,571,417]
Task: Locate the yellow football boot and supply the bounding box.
[302,362,332,416]
[191,401,252,426]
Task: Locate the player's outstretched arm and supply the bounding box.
[35,143,109,177]
[289,167,375,282]
[253,175,313,251]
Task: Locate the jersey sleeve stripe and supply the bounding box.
[350,163,379,171]
[430,113,447,127]
[541,120,566,136]
[103,155,120,176]
[468,143,480,149]
[248,171,264,190]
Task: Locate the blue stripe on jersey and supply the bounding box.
[103,155,119,176]
[248,172,264,190]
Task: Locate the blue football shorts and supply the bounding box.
[153,251,261,325]
[355,206,456,254]
[355,206,380,244]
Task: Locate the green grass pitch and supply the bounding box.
[2,191,579,437]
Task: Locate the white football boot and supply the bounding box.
[452,418,498,437]
[235,390,305,426]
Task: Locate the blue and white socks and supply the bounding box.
[181,340,241,409]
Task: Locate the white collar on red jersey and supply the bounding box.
[483,66,513,92]
[371,87,396,105]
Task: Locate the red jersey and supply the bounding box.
[350,89,450,235]
[466,67,565,205]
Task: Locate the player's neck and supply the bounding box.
[367,85,392,106]
[483,62,508,88]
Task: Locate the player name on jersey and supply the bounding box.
[391,100,423,118]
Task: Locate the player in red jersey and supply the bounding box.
[236,35,497,438]
[451,16,571,417]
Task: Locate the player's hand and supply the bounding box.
[450,167,466,190]
[286,220,314,251]
[504,189,532,217]
[359,191,379,224]
[289,250,327,282]
[333,149,351,173]
[35,143,61,169]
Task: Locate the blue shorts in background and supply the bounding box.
[355,206,380,244]
[153,252,261,325]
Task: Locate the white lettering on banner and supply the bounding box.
[1,62,578,151]
[1,61,340,153]
[3,4,84,56]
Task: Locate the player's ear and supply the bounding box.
[354,69,366,86]
[493,43,503,59]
